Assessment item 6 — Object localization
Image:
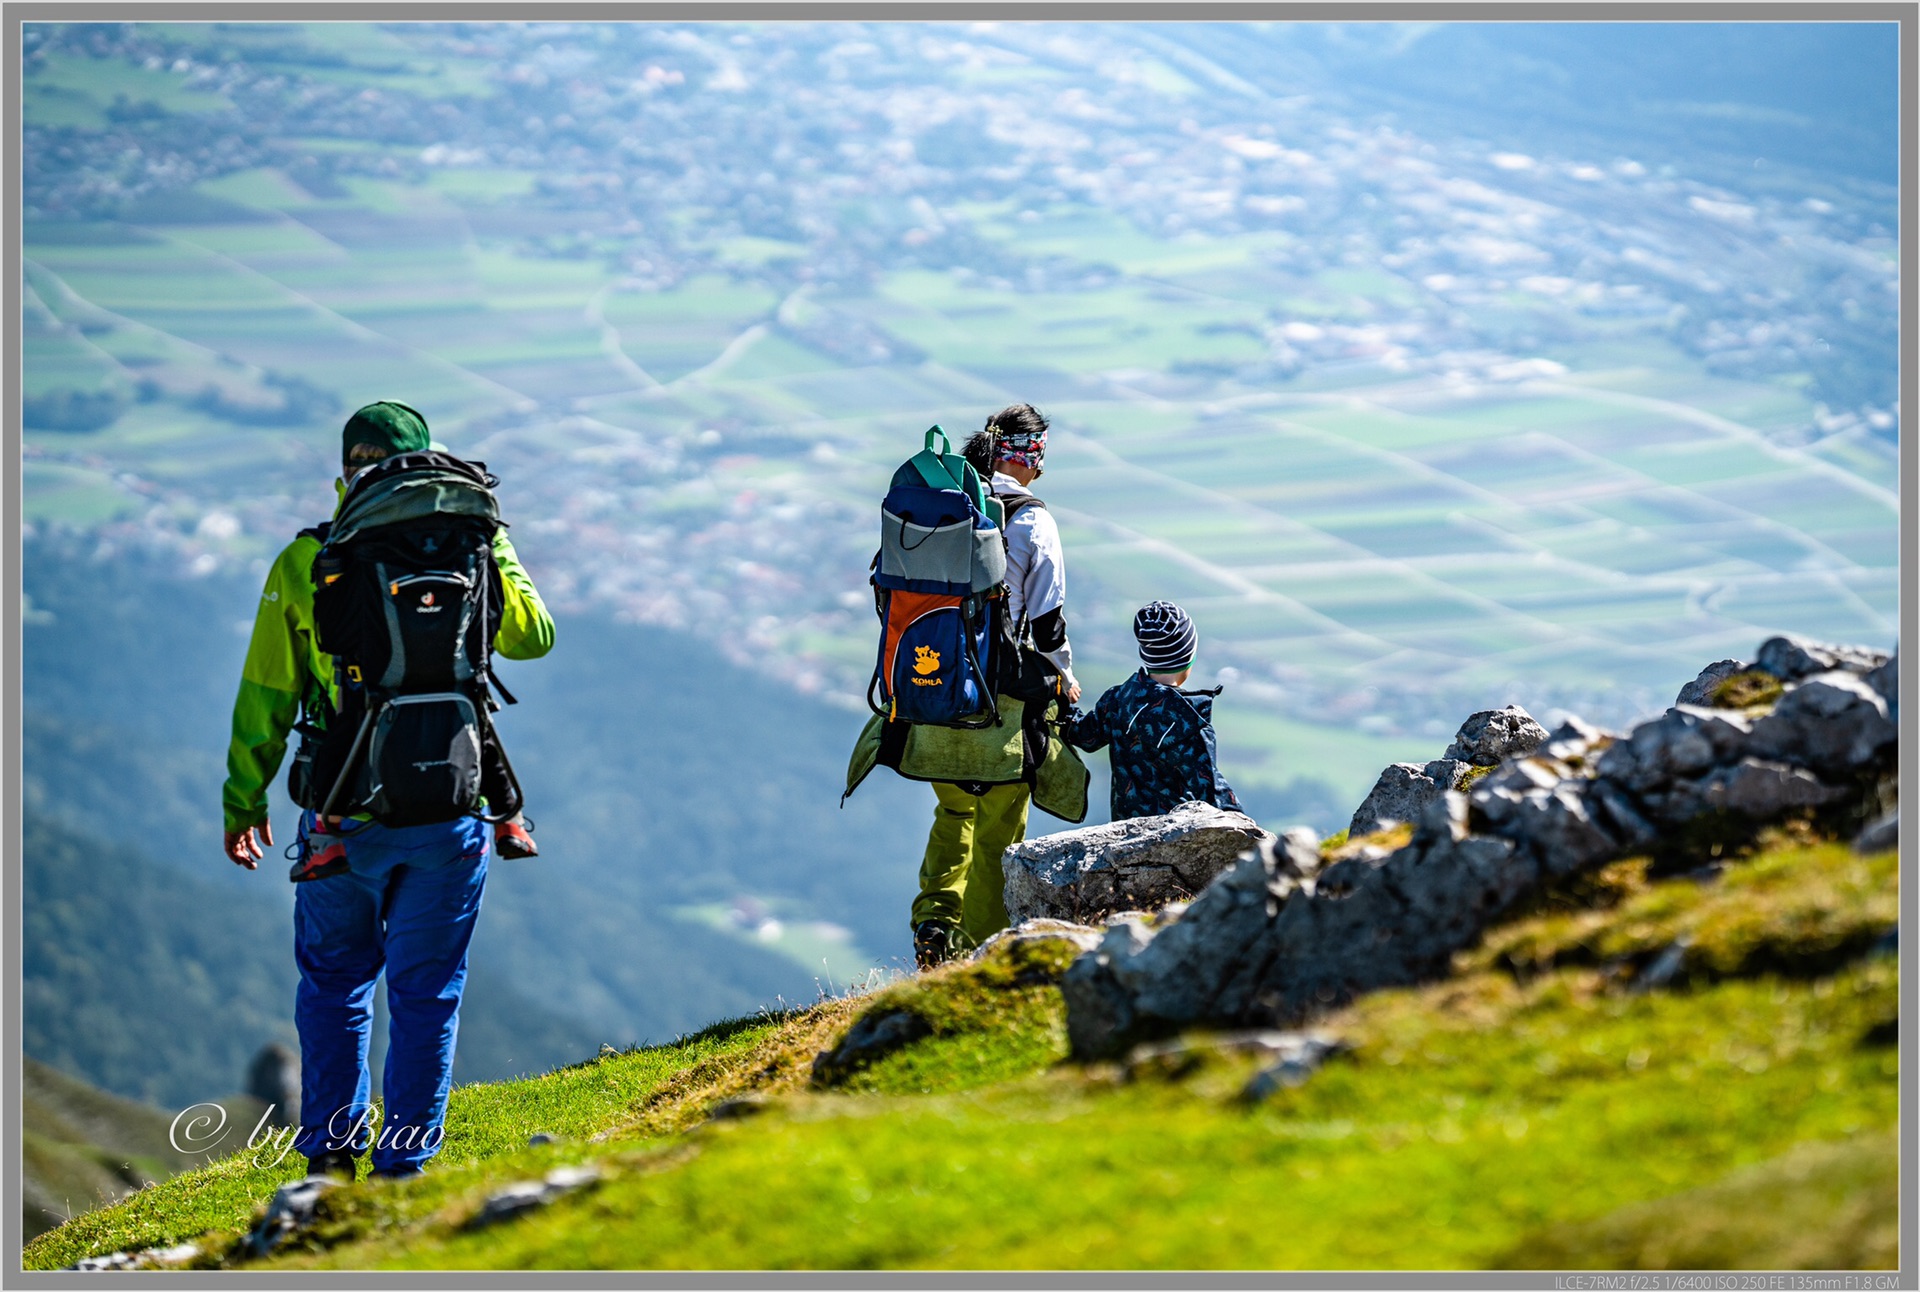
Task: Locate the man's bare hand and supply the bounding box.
[224,821,274,869]
[1064,677,1082,704]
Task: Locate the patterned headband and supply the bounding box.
[992,424,1047,470]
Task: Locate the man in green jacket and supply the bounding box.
[220,401,554,1180]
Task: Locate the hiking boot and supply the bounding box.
[495,816,538,860]
[288,822,349,883]
[305,1149,359,1182]
[913,920,955,971]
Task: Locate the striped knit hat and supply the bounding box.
[1134,600,1197,673]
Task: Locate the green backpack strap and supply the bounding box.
[907,425,988,519]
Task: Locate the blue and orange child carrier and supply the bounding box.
[868,426,1008,728]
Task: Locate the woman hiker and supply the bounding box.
[908,403,1082,968]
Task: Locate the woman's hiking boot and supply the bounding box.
[495,815,538,860]
[913,920,955,970]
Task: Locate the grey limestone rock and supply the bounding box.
[1748,671,1897,775]
[66,1245,199,1272]
[1631,938,1694,993]
[1586,777,1659,850]
[1695,758,1849,818]
[1348,759,1468,838]
[1539,715,1617,764]
[1594,706,1754,795]
[811,1008,933,1086]
[467,1166,601,1229]
[1755,635,1890,682]
[1002,801,1271,926]
[1240,1033,1352,1101]
[1865,649,1897,720]
[1126,1027,1338,1072]
[708,1096,770,1121]
[1061,637,1902,1062]
[1497,784,1620,877]
[1676,659,1749,707]
[1855,809,1898,854]
[1061,843,1287,1060]
[969,918,1105,961]
[1442,704,1550,766]
[1123,1029,1348,1099]
[246,1177,336,1258]
[1063,809,1539,1058]
[1277,826,1324,877]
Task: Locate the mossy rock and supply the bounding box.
[1711,669,1785,711]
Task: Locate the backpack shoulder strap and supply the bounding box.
[997,490,1046,523]
[297,521,332,546]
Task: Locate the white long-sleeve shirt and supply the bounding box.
[992,470,1075,686]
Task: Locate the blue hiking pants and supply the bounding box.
[292,810,489,1174]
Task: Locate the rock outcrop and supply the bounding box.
[1442,704,1551,767]
[247,1043,299,1129]
[810,1009,933,1087]
[1063,634,1897,1060]
[1346,759,1469,839]
[1347,704,1550,838]
[245,1178,336,1258]
[1002,801,1272,926]
[1755,635,1889,683]
[1675,659,1747,707]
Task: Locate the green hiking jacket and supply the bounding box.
[221,527,555,833]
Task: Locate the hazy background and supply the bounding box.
[21,21,1899,1114]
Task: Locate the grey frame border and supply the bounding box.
[4,3,1913,1288]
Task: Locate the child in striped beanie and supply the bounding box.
[1066,601,1243,821]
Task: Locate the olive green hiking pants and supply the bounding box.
[911,780,1031,947]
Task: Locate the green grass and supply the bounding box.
[1495,1130,1897,1270]
[25,829,1898,1272]
[20,1010,823,1271]
[21,1058,275,1241]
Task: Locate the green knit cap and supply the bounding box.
[342,401,430,467]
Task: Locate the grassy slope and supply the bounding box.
[25,835,1899,1272]
[21,1059,272,1242]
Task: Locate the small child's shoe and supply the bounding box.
[913,920,955,970]
[288,819,350,883]
[496,816,538,860]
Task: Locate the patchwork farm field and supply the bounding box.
[23,22,1901,820]
[26,181,1901,807]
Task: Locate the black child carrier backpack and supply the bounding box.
[300,450,525,828]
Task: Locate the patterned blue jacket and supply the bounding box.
[1066,669,1242,822]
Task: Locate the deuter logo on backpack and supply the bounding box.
[303,450,523,829]
[867,427,1006,728]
